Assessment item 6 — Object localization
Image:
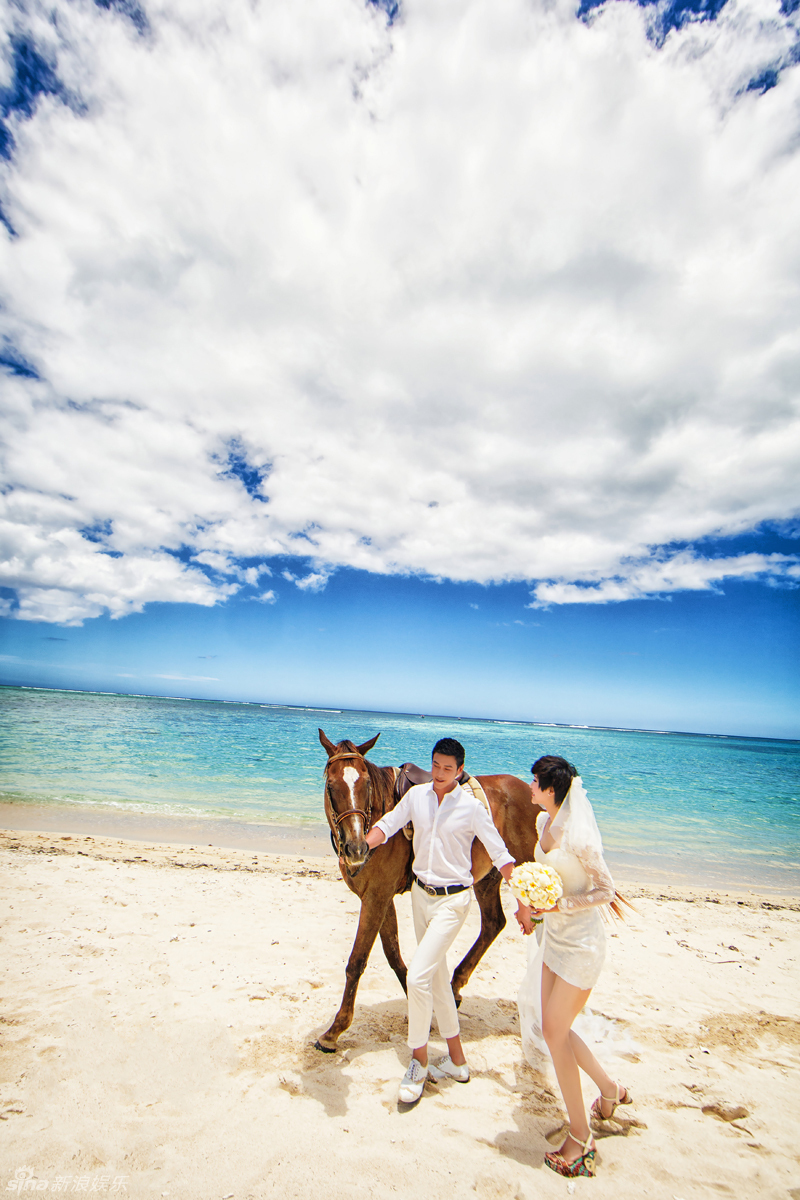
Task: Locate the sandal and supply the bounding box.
[544,1129,596,1178]
[590,1082,632,1123]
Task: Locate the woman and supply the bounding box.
[517,755,632,1178]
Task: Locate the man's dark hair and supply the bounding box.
[433,737,465,768]
[531,755,577,806]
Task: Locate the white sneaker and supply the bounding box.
[428,1055,470,1083]
[398,1058,428,1104]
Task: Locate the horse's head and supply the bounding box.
[319,728,381,871]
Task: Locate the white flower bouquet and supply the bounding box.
[509,862,563,912]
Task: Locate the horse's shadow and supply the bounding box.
[303,995,643,1167]
[301,1001,569,1160]
[300,992,528,1120]
[311,990,523,1055]
[301,996,412,1117]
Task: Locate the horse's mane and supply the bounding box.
[335,740,395,818]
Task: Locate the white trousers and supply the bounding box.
[407,883,472,1050]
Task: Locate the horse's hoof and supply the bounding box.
[314,1039,338,1054]
[454,994,463,1010]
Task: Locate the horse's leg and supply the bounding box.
[315,893,392,1052]
[451,868,506,1008]
[378,899,408,994]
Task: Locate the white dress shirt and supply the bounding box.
[374,781,515,887]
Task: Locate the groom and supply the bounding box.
[364,736,524,1104]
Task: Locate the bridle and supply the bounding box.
[323,750,374,850]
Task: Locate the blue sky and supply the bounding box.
[2,537,798,738]
[1,0,799,738]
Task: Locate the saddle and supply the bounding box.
[394,761,434,798]
[393,763,492,837]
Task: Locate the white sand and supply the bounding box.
[1,827,799,1199]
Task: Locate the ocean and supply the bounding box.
[1,685,798,892]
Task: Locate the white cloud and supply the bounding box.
[194,553,271,586]
[293,571,331,593]
[0,0,799,622]
[0,499,237,623]
[282,567,331,591]
[239,564,271,586]
[529,551,800,605]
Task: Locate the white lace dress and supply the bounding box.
[518,809,615,1062]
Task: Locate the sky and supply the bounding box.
[0,0,799,738]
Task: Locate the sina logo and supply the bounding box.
[6,1166,45,1192]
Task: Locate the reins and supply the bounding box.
[323,749,374,844]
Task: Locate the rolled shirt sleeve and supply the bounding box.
[472,802,515,872]
[373,791,414,842]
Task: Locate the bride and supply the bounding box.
[516,755,632,1178]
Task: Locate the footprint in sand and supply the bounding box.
[701,1102,749,1122]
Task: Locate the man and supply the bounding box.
[364,736,526,1104]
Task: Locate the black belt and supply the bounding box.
[414,875,470,897]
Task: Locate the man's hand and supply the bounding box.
[515,904,533,935]
[364,827,386,851]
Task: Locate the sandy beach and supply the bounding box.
[2,825,799,1200]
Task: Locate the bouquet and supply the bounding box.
[509,862,563,914]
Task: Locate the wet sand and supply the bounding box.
[0,802,332,858]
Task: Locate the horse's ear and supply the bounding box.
[319,728,337,757]
[356,733,380,755]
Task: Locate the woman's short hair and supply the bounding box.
[531,755,577,806]
[433,737,466,768]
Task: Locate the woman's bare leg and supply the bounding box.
[541,965,593,1158]
[542,969,623,1130]
[569,1029,616,1098]
[569,1031,629,1117]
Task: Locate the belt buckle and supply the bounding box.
[424,882,437,897]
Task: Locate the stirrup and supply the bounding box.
[590,1082,632,1123]
[543,1129,597,1178]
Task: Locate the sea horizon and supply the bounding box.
[5,682,798,745]
[2,684,799,894]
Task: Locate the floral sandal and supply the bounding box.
[543,1129,597,1178]
[590,1082,633,1123]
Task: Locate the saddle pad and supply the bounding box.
[460,773,493,818]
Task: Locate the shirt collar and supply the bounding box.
[426,780,464,802]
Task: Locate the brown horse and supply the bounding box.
[316,728,542,1052]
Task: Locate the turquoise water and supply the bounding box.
[1,685,798,890]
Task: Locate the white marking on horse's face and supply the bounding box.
[337,763,368,864]
[342,765,359,802]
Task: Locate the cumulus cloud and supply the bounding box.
[0,0,799,622]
